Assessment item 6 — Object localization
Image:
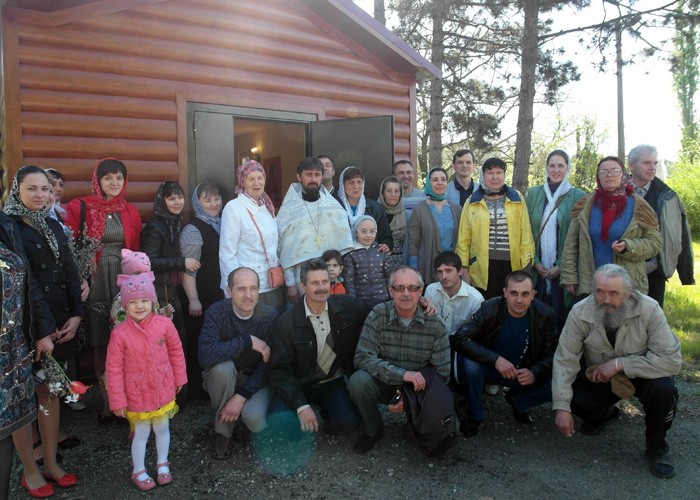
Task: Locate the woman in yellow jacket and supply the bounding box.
[456,158,534,298]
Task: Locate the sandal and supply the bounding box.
[156,462,172,486]
[131,470,156,491]
[211,433,232,460]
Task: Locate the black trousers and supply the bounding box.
[647,269,666,308]
[571,370,678,453]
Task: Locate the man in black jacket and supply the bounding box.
[267,258,370,439]
[450,271,558,436]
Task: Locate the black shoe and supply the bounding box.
[580,406,620,435]
[459,419,482,437]
[505,391,533,425]
[645,450,676,479]
[57,435,81,450]
[97,413,115,425]
[353,427,384,454]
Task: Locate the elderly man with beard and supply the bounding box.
[553,264,681,479]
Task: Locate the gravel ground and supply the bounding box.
[10,378,700,499]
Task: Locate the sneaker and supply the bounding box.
[484,385,499,395]
[352,427,385,454]
[644,449,676,479]
[504,391,533,425]
[580,407,620,435]
[66,400,86,411]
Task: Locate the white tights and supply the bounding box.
[131,417,170,478]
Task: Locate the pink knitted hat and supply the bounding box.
[118,272,157,308]
[121,249,151,275]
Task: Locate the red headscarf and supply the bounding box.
[593,156,634,241]
[82,157,129,241]
[235,160,275,217]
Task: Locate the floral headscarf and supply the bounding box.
[593,156,634,241]
[191,183,222,234]
[3,167,61,262]
[235,160,275,217]
[81,158,129,242]
[337,166,367,226]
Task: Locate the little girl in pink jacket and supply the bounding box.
[106,271,187,491]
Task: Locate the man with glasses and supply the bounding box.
[348,267,454,455]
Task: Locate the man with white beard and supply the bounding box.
[552,264,681,479]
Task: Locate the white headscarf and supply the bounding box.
[337,166,367,227]
[540,151,572,293]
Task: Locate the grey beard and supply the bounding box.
[599,296,634,330]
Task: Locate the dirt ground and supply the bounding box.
[10,378,700,500]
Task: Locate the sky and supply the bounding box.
[354,0,685,165]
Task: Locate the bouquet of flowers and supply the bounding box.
[36,351,91,415]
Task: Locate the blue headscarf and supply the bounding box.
[423,167,448,201]
[192,183,222,234]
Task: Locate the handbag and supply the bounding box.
[246,209,285,289]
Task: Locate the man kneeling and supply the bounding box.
[349,267,456,456]
[199,268,280,459]
[553,264,681,478]
[450,271,558,435]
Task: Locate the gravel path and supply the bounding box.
[10,378,700,499]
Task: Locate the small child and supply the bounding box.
[322,249,346,295]
[106,272,187,491]
[342,215,390,308]
[110,249,173,330]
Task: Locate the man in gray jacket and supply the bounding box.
[628,144,694,307]
[553,264,681,479]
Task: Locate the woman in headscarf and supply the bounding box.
[5,166,83,492]
[181,182,224,398]
[377,176,407,270]
[219,160,285,312]
[408,167,461,285]
[335,166,392,253]
[456,158,534,299]
[141,181,199,356]
[561,156,662,296]
[65,157,142,424]
[525,150,585,328]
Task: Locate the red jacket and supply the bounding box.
[106,314,187,413]
[65,199,142,262]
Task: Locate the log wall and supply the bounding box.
[1,0,416,218]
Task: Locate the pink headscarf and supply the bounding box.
[235,160,275,217]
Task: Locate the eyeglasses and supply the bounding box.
[390,284,422,293]
[599,168,623,177]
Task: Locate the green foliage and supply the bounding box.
[664,235,700,376]
[569,117,607,192]
[672,0,700,160]
[668,140,700,231]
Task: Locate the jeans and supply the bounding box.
[267,376,360,439]
[455,354,552,421]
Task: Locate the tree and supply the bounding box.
[672,0,700,160]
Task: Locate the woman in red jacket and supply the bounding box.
[66,158,142,424]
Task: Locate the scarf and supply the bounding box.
[378,177,407,234]
[540,175,572,294]
[593,173,634,242]
[153,182,184,286]
[424,168,447,201]
[80,158,129,242]
[191,183,222,235]
[337,167,367,226]
[234,160,275,217]
[351,214,377,249]
[3,174,61,262]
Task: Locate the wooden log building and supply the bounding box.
[0,0,439,219]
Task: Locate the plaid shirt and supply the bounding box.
[354,301,450,385]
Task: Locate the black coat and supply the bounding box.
[268,294,370,409]
[13,216,83,361]
[140,215,186,287]
[450,297,558,383]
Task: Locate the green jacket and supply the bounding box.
[525,185,585,305]
[560,193,662,295]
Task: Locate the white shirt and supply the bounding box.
[424,281,484,335]
[219,195,280,293]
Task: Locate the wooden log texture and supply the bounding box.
[4,0,416,216]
